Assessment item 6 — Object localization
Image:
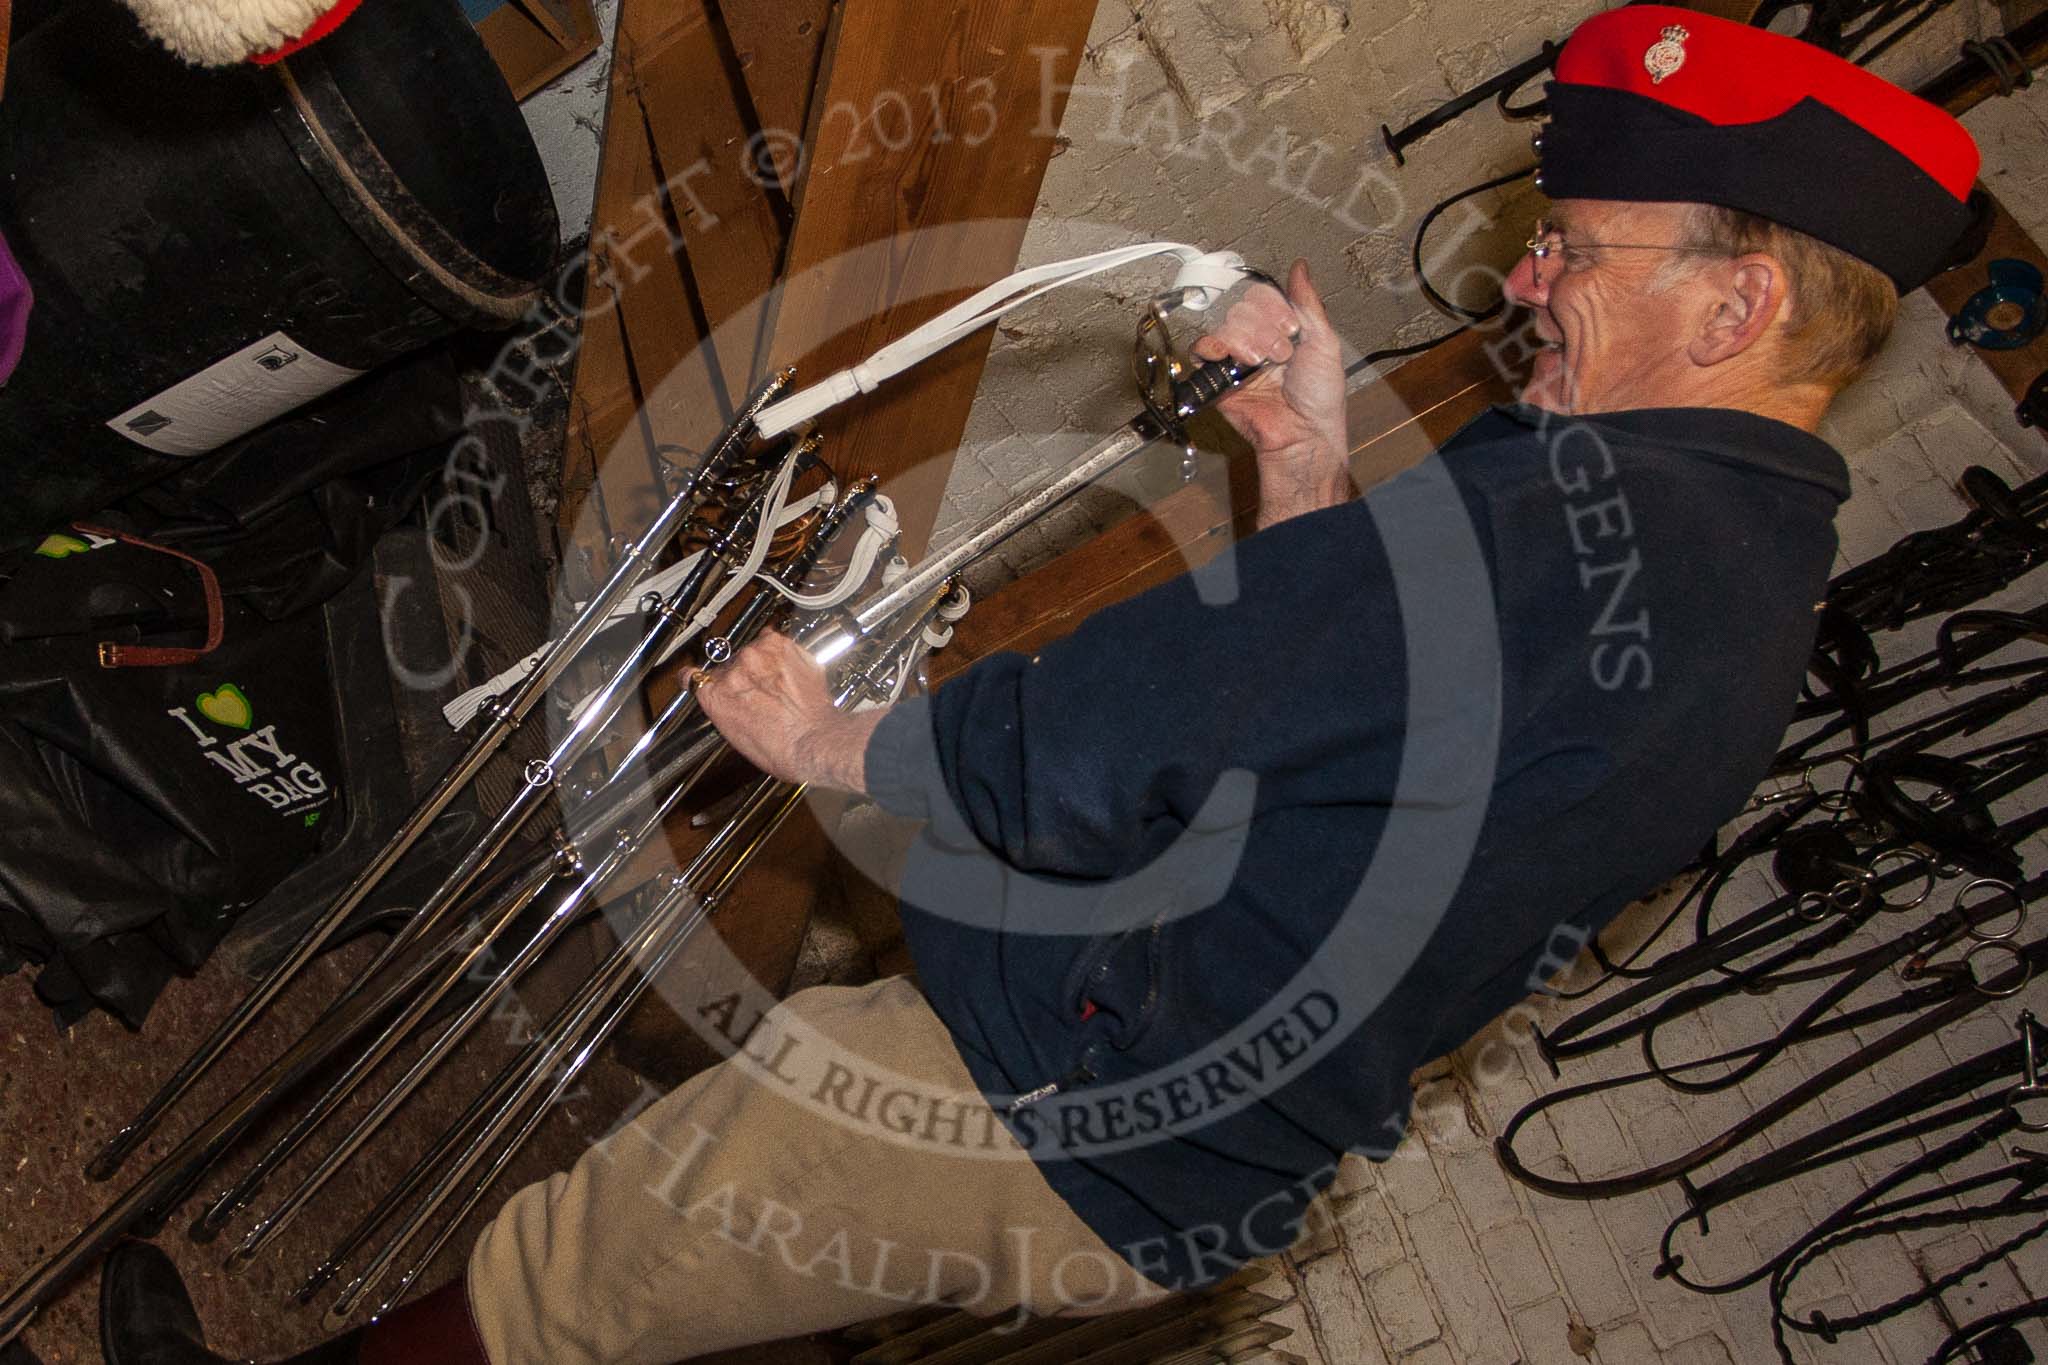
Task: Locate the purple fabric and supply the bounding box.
[0,228,31,386]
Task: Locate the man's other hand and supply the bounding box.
[687,632,881,794]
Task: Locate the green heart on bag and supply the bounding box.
[34,534,91,559]
[196,684,255,731]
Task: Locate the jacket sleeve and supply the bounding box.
[864,492,1426,880]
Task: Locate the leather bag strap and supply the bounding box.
[71,522,228,668]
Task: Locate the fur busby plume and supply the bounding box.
[120,0,362,66]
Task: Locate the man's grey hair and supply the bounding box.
[1661,205,1900,391]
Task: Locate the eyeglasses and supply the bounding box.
[1525,218,1727,272]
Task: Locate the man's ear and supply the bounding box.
[1689,254,1789,367]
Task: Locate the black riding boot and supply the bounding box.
[101,1242,490,1365]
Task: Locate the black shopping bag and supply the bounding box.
[0,346,463,1025]
[0,526,345,1026]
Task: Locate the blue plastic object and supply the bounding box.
[1947,258,2048,351]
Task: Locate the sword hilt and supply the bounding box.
[1173,356,1261,418]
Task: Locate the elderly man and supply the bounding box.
[96,7,1985,1365]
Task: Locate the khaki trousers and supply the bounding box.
[467,977,1170,1365]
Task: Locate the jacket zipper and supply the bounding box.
[1011,907,1174,1119]
[1008,1059,1097,1117]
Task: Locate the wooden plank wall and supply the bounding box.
[722,0,835,189]
[551,0,1100,1074]
[559,0,827,581]
[552,1,835,1069]
[761,0,1100,558]
[560,0,1098,568]
[477,0,601,100]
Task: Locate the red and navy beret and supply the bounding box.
[1536,5,1983,294]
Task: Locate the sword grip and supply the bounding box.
[1173,357,1260,417]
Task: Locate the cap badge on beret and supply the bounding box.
[1644,25,1691,84]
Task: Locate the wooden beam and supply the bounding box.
[560,0,804,553]
[719,0,836,191]
[551,0,831,1078]
[561,307,641,565]
[595,84,728,492]
[476,0,600,102]
[1914,10,2048,118]
[507,0,577,48]
[760,0,1100,559]
[632,13,788,409]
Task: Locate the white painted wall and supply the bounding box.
[516,0,622,242]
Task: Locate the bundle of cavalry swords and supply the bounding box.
[0,244,1264,1346]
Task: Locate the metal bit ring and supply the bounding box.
[1868,848,1933,912]
[1964,939,2031,997]
[1957,877,2026,941]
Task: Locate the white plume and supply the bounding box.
[120,0,341,66]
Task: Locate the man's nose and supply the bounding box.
[1503,250,1547,309]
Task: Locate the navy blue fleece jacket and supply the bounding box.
[864,403,1847,1291]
